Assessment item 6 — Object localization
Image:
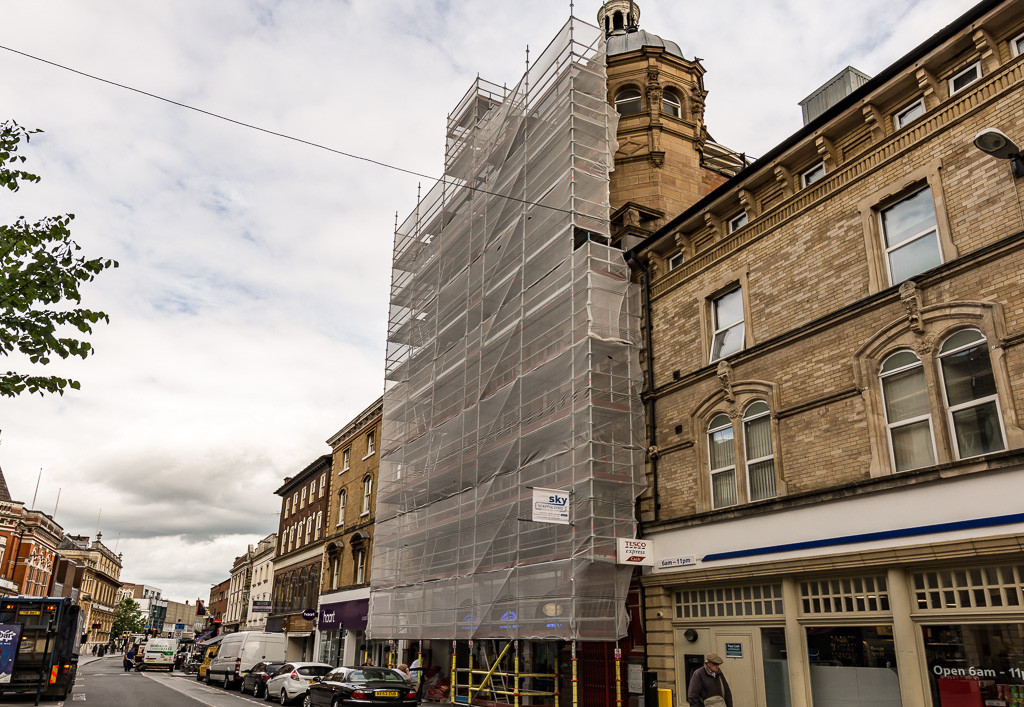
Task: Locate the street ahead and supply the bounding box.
[1,656,273,706]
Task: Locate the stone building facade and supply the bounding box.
[246,533,277,631]
[316,397,381,667]
[628,0,1024,705]
[269,454,332,660]
[59,533,123,650]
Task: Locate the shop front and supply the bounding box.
[316,588,370,667]
[641,470,1024,707]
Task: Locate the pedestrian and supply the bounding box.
[124,646,137,673]
[91,644,98,656]
[686,653,732,707]
[395,663,412,681]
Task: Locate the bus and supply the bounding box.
[0,597,81,701]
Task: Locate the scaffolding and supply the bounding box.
[369,15,645,645]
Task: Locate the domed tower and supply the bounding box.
[600,1,729,248]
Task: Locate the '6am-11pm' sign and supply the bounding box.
[616,538,654,566]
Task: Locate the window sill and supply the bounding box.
[361,452,375,461]
[360,511,369,518]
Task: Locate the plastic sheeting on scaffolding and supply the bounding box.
[369,15,645,643]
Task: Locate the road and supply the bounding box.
[0,656,279,706]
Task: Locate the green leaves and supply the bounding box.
[1,120,118,397]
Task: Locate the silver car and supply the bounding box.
[264,662,332,705]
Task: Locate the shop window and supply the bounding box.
[674,583,783,619]
[948,61,981,95]
[662,88,682,119]
[923,624,1024,706]
[710,286,745,362]
[614,88,642,116]
[880,186,942,285]
[912,565,1024,611]
[762,628,792,707]
[938,329,1006,459]
[880,350,937,472]
[801,576,890,614]
[894,97,925,130]
[806,626,900,706]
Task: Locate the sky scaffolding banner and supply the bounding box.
[532,488,570,525]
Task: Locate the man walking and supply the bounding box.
[686,653,732,707]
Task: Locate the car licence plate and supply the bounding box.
[376,691,400,698]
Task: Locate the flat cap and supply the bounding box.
[705,653,724,665]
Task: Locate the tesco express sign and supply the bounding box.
[616,538,654,566]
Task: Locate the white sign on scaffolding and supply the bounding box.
[532,488,570,525]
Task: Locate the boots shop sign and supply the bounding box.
[617,538,654,566]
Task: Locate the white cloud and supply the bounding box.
[0,0,976,601]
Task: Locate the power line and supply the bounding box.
[0,44,579,218]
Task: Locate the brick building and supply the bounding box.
[628,0,1024,705]
[268,454,332,660]
[316,396,381,667]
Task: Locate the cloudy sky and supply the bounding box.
[0,0,975,603]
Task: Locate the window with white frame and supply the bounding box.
[727,211,748,233]
[880,186,941,284]
[938,329,1006,459]
[614,87,642,116]
[315,511,322,540]
[668,251,685,271]
[319,472,326,497]
[337,490,346,526]
[880,350,937,472]
[708,413,738,508]
[948,61,981,95]
[355,550,366,584]
[292,492,298,509]
[1013,31,1024,57]
[305,516,313,543]
[300,487,307,509]
[710,286,745,362]
[662,88,682,119]
[362,476,373,515]
[342,449,350,472]
[894,98,926,130]
[743,401,777,501]
[283,498,290,519]
[310,479,317,497]
[801,162,826,188]
[366,431,375,457]
[331,556,340,590]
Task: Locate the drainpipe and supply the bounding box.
[627,256,659,523]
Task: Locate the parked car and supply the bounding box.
[209,631,287,689]
[264,662,332,704]
[304,666,419,706]
[241,660,286,698]
[197,644,219,683]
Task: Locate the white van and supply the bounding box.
[208,631,286,689]
[142,637,177,671]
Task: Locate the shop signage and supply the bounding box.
[252,601,272,613]
[532,488,570,525]
[0,624,21,684]
[657,555,697,570]
[301,609,318,621]
[616,538,654,566]
[318,599,369,631]
[627,663,643,694]
[725,643,742,658]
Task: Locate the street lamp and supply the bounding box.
[973,128,1024,178]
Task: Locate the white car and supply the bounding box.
[264,662,332,705]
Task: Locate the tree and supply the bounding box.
[1,120,118,397]
[111,597,146,637]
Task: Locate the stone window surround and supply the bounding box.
[697,269,753,367]
[853,298,1023,478]
[857,158,955,294]
[688,379,786,512]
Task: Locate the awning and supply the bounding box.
[197,634,224,647]
[285,631,312,638]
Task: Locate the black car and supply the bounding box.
[304,667,418,706]
[241,661,286,698]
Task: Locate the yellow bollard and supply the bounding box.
[658,688,673,707]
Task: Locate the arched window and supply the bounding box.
[938,329,1006,459]
[880,349,935,471]
[337,489,347,526]
[743,401,776,501]
[614,88,642,116]
[362,476,373,515]
[613,10,624,30]
[708,413,737,508]
[662,88,682,119]
[355,550,367,584]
